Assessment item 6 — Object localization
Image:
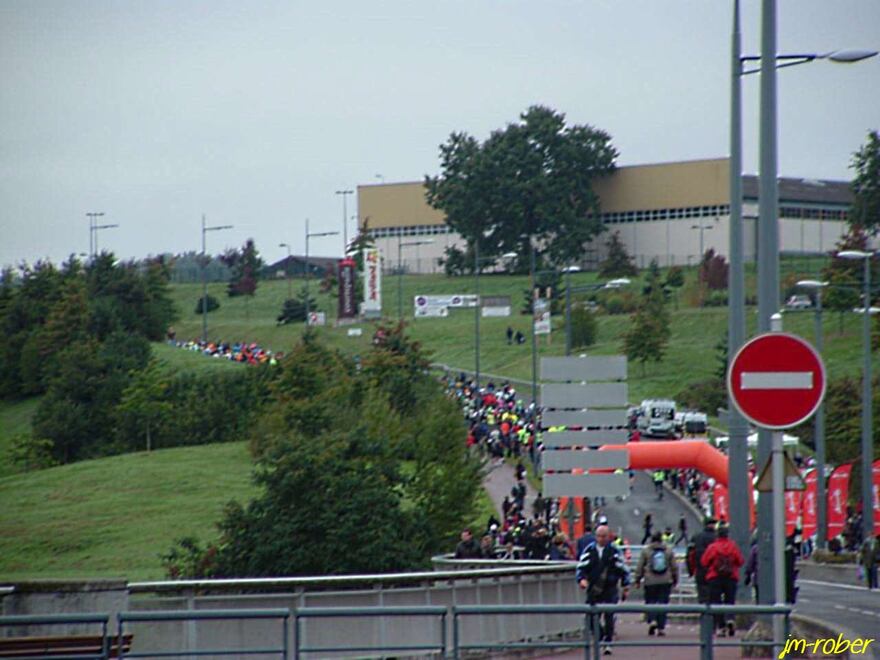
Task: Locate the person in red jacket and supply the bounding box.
[700,525,744,637]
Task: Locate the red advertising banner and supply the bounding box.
[826,463,852,541]
[873,459,880,518]
[785,489,803,537]
[801,469,817,539]
[337,258,357,319]
[713,483,729,522]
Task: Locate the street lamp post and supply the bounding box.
[397,238,433,320]
[201,215,233,343]
[279,242,292,301]
[335,190,353,255]
[797,279,829,548]
[86,212,104,257]
[529,238,538,406]
[728,0,876,614]
[474,247,517,389]
[305,219,339,326]
[838,250,876,543]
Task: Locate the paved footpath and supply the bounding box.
[528,613,741,660]
[483,458,526,517]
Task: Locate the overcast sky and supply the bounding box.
[2,0,878,268]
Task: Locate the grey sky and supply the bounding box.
[2,0,878,268]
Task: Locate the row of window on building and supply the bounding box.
[365,204,849,238]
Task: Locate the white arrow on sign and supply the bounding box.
[740,372,813,389]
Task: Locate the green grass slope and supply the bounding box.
[0,442,256,581]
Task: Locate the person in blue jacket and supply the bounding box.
[576,525,631,655]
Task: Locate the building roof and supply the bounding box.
[742,175,852,206]
[266,255,338,272]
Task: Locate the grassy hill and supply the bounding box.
[165,267,874,404]
[0,442,257,581]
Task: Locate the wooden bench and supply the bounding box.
[0,632,132,658]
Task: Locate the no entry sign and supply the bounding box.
[727,332,826,430]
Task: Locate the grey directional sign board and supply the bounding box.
[541,430,629,448]
[543,449,629,471]
[540,356,626,382]
[541,409,627,429]
[541,382,627,409]
[543,473,630,498]
[540,355,630,500]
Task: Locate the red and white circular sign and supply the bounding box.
[727,332,826,430]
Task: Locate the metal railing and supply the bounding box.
[292,605,446,660]
[0,603,793,660]
[0,613,111,660]
[117,608,289,658]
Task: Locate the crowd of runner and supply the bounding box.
[168,337,282,365]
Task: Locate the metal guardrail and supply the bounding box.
[117,608,290,659]
[0,603,794,660]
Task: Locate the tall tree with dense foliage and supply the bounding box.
[223,239,263,298]
[623,259,670,374]
[599,231,638,278]
[850,129,880,235]
[425,106,617,269]
[165,329,482,578]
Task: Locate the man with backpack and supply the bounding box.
[634,531,678,636]
[577,525,631,655]
[700,525,744,637]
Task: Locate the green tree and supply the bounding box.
[599,231,638,278]
[224,239,263,299]
[822,226,876,333]
[850,129,880,234]
[622,259,670,374]
[276,287,319,325]
[569,304,598,349]
[116,359,174,452]
[425,106,617,268]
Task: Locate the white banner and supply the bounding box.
[534,311,551,335]
[307,312,326,326]
[363,249,382,315]
[482,306,511,317]
[415,306,448,318]
[413,294,477,309]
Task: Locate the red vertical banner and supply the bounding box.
[337,258,357,319]
[873,459,880,519]
[801,469,817,539]
[713,483,729,522]
[826,463,852,541]
[785,489,802,536]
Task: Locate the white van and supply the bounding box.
[637,399,677,438]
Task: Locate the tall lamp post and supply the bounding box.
[474,245,517,389]
[279,242,292,301]
[86,212,104,257]
[728,0,877,611]
[838,250,877,543]
[335,190,353,255]
[305,219,339,326]
[690,221,714,264]
[397,238,433,320]
[201,215,233,343]
[796,279,829,548]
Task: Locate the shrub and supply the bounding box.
[703,290,729,307]
[569,305,598,348]
[9,433,58,472]
[194,295,220,314]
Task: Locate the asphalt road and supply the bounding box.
[794,580,880,658]
[596,472,703,549]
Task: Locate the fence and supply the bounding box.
[0,603,791,660]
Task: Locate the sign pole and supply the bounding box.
[769,312,785,650]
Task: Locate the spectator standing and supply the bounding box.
[454,528,482,559]
[576,524,596,560]
[690,517,717,604]
[859,534,879,590]
[700,526,744,637]
[576,525,631,655]
[634,531,679,636]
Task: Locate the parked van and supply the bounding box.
[637,399,677,438]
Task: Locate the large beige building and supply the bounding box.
[357,157,856,273]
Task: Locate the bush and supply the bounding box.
[569,305,598,348]
[600,293,637,315]
[9,433,58,472]
[811,549,857,564]
[703,290,728,307]
[194,295,220,314]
